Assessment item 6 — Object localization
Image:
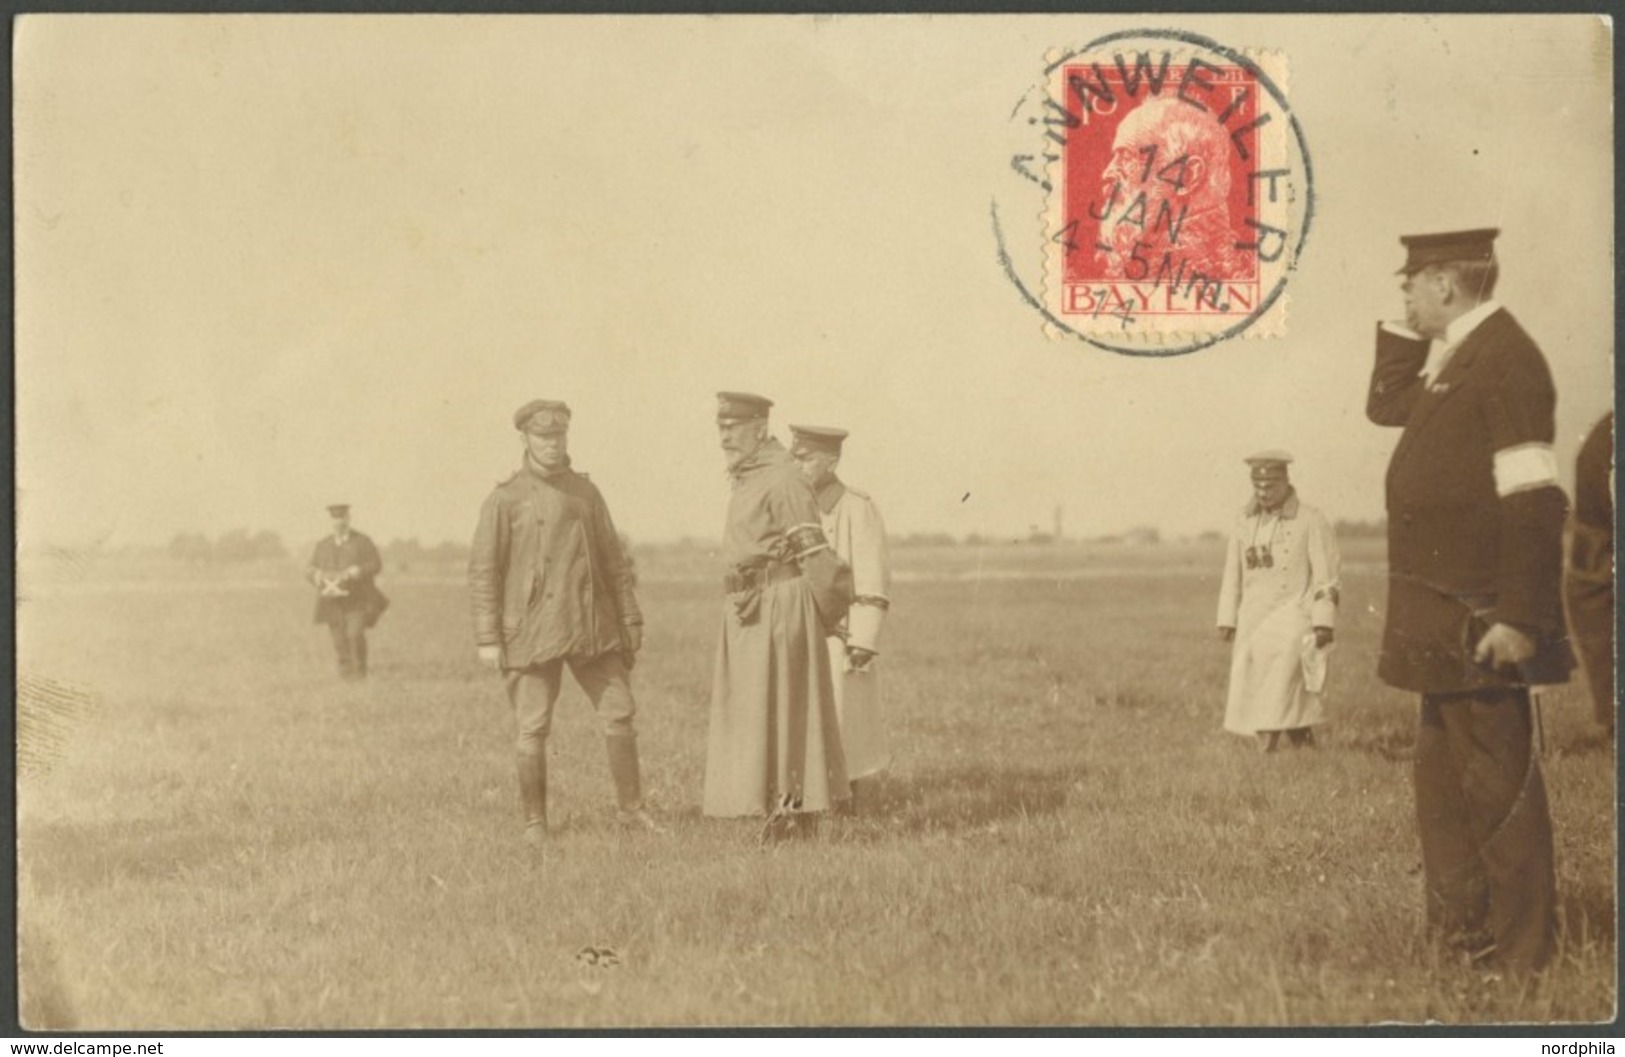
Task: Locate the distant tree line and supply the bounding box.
[382,538,472,570]
[1333,518,1387,538]
[1196,518,1387,544]
[378,535,635,581]
[159,522,1380,567]
[902,526,1163,547]
[167,530,287,564]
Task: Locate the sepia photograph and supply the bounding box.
[12,12,1616,1030]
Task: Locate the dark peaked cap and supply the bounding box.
[1395,228,1499,275]
[326,503,350,516]
[790,425,849,454]
[716,392,774,422]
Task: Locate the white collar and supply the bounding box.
[1422,300,1501,383]
[1441,299,1501,347]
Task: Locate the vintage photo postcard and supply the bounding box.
[13,13,1615,1030]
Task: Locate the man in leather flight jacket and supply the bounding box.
[469,399,661,850]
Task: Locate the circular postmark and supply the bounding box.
[993,28,1314,357]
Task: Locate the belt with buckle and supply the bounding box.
[723,560,800,594]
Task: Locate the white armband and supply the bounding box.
[1493,442,1560,498]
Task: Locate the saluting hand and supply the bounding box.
[1475,622,1535,673]
[477,645,503,670]
[1218,626,1236,643]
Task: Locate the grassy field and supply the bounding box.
[15,543,1617,1029]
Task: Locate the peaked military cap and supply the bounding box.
[716,392,774,423]
[326,503,351,516]
[789,424,849,455]
[1244,450,1293,480]
[1395,228,1500,275]
[513,399,572,434]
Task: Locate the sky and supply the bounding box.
[14,14,1614,552]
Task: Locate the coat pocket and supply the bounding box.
[502,577,534,638]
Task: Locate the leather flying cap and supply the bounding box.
[1244,449,1293,480]
[789,424,848,455]
[716,391,774,423]
[513,399,572,434]
[1395,228,1499,275]
[326,504,350,516]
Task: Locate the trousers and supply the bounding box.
[1414,687,1556,974]
[326,607,369,678]
[505,651,636,758]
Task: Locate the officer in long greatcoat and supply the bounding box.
[468,399,661,850]
[306,503,389,680]
[1367,228,1572,975]
[790,424,894,804]
[705,393,851,840]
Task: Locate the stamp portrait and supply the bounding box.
[1002,30,1312,354]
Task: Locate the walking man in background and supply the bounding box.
[306,503,388,680]
[705,393,851,840]
[791,424,893,806]
[1215,451,1340,752]
[468,399,660,851]
[1367,228,1571,975]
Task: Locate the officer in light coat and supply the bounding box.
[791,425,893,803]
[1367,228,1571,975]
[468,399,660,850]
[1216,452,1340,751]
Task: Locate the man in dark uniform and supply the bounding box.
[468,399,660,851]
[1367,228,1572,975]
[1564,412,1614,733]
[306,503,389,680]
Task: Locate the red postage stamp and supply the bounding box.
[1039,39,1306,349]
